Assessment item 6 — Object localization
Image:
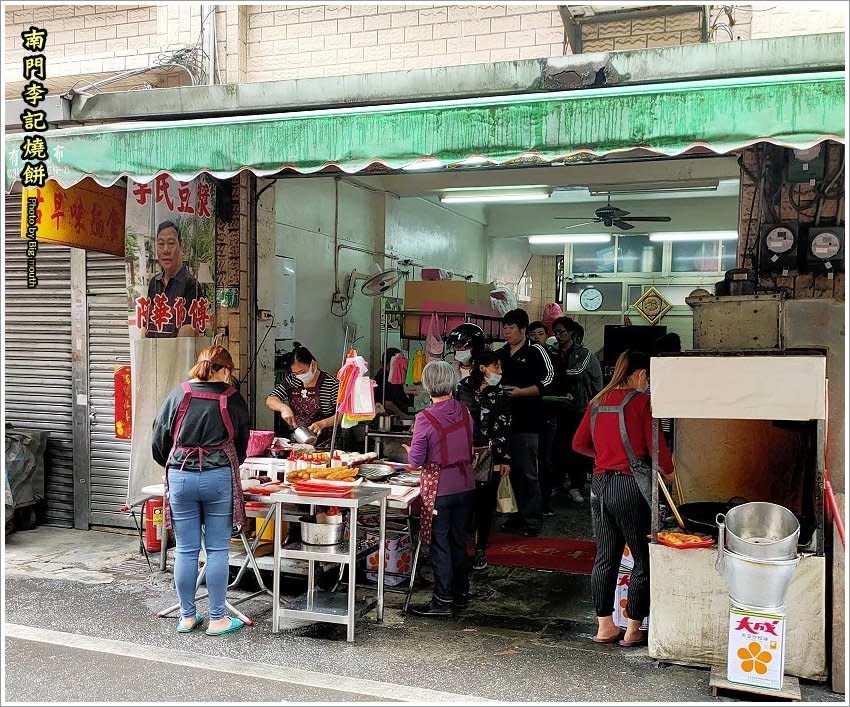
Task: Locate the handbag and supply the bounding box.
[472,446,493,483]
[496,473,518,514]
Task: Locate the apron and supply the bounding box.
[418,407,473,545]
[289,372,331,444]
[162,382,246,531]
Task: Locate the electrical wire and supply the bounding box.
[239,312,275,387]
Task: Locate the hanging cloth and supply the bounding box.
[409,349,425,384]
[388,352,408,385]
[163,382,246,532]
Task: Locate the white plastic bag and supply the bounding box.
[350,376,376,415]
[496,474,518,514]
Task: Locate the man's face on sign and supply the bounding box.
[156,226,183,280]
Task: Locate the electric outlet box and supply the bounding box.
[804,226,844,274]
[786,147,826,183]
[758,224,799,275]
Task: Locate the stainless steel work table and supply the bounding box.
[270,486,390,642]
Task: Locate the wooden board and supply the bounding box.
[709,666,801,701]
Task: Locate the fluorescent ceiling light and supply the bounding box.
[528,234,612,244]
[439,186,551,203]
[649,231,738,242]
[585,180,720,196]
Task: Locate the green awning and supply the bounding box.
[5,71,844,191]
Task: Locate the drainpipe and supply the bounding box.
[702,5,711,43]
[203,4,216,84]
[250,177,276,428]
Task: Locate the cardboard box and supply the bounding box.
[361,528,412,587]
[612,567,649,630]
[727,605,787,691]
[402,281,501,339]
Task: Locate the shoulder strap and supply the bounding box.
[590,390,642,466]
[421,409,448,467]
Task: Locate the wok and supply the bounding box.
[675,499,747,537]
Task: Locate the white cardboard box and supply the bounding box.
[612,567,649,630]
[727,605,787,691]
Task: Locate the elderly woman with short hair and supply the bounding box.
[405,361,475,617]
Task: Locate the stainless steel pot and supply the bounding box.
[291,426,318,445]
[723,502,800,560]
[719,547,799,610]
[376,415,392,432]
[299,515,345,546]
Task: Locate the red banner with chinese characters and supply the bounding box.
[114,365,132,439]
[20,178,126,256]
[125,174,216,339]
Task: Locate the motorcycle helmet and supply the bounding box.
[445,323,486,354]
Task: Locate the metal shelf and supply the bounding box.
[282,590,378,625]
[229,550,309,576]
[280,539,378,563]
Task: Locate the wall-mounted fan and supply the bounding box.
[554,198,672,231]
[344,265,408,300]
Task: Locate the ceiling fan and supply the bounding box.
[554,198,672,231]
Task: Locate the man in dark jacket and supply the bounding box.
[497,308,555,536]
[550,316,603,503]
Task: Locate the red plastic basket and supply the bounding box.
[246,430,275,457]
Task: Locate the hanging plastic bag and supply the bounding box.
[496,474,518,514]
[351,375,376,416]
[424,313,443,363]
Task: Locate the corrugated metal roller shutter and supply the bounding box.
[4,195,75,527]
[87,251,133,528]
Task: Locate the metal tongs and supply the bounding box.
[657,471,686,530]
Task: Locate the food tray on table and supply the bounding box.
[390,472,421,487]
[654,530,715,549]
[357,464,398,481]
[291,478,363,497]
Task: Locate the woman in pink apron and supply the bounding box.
[152,345,250,636]
[405,361,475,618]
[265,342,340,444]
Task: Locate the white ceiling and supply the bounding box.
[345,154,742,254]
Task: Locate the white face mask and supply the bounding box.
[454,349,472,364]
[295,366,315,385]
[485,372,502,386]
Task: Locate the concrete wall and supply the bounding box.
[6,4,846,96]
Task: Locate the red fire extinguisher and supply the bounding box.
[143,497,164,553]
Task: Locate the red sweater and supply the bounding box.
[572,388,673,477]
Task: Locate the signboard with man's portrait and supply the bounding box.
[125,175,216,339]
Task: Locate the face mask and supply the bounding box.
[295,366,315,385]
[485,372,502,386]
[454,349,472,364]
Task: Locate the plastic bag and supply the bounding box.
[496,473,518,514]
[424,313,443,362]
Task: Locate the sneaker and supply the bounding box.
[410,599,453,617]
[542,507,555,517]
[521,527,540,537]
[452,593,471,610]
[472,550,488,571]
[569,488,585,503]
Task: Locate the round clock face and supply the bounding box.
[579,287,603,312]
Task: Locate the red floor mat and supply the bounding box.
[486,533,597,575]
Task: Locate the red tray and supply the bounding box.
[654,531,714,549]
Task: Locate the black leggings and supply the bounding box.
[590,472,651,622]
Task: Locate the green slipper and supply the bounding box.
[176,613,204,633]
[205,616,244,636]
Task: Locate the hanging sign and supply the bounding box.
[125,174,216,338]
[21,178,126,256]
[114,365,132,439]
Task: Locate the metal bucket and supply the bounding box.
[718,548,799,610]
[299,515,345,546]
[722,502,800,560]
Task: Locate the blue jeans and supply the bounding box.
[430,490,475,603]
[167,466,233,620]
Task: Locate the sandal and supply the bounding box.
[205,616,244,636]
[176,613,204,633]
